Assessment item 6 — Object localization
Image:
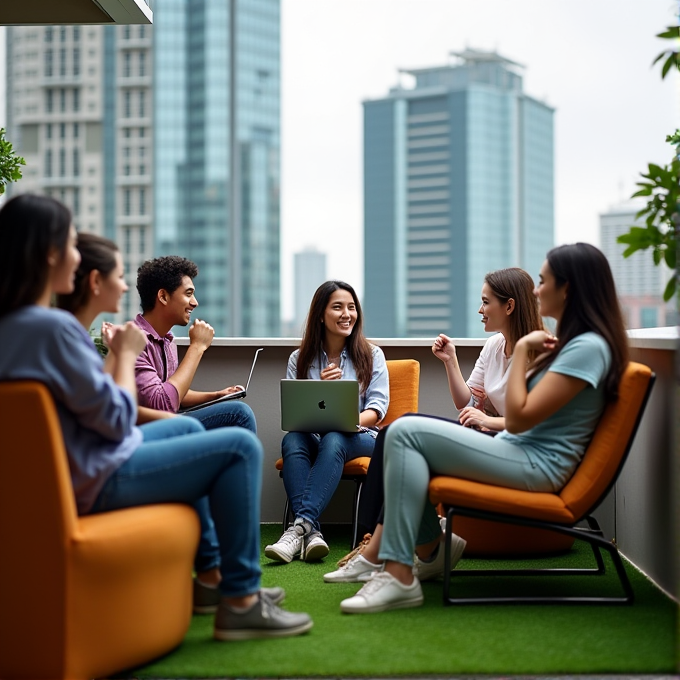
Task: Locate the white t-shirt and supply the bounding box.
[466,333,511,417]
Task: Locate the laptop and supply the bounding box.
[180,348,263,413]
[280,379,360,433]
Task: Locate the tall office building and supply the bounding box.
[5,0,280,336]
[363,49,554,338]
[293,247,327,335]
[600,201,676,328]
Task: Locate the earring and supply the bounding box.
[94,289,100,296]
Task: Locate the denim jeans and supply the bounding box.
[90,416,263,598]
[185,399,257,568]
[281,431,376,531]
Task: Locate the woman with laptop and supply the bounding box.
[0,195,312,640]
[325,267,544,583]
[265,280,389,564]
[339,243,628,613]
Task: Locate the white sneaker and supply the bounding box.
[264,525,303,563]
[413,531,467,582]
[340,571,424,614]
[302,530,329,562]
[324,554,382,583]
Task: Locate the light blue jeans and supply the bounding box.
[379,415,553,567]
[185,400,257,571]
[90,416,263,598]
[281,431,376,532]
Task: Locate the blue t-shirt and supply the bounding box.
[496,332,611,490]
[0,306,142,514]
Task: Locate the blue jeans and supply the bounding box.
[185,400,257,569]
[90,416,263,598]
[281,431,376,531]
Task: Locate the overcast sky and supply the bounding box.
[2,1,678,321]
[280,0,679,318]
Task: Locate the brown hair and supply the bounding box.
[297,280,373,392]
[57,233,119,314]
[530,243,628,401]
[484,267,544,361]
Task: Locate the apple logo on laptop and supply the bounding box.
[318,400,326,410]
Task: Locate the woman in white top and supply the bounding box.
[325,267,543,583]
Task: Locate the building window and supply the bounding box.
[73,48,80,76]
[73,188,80,216]
[640,307,658,328]
[123,164,130,176]
[138,91,145,117]
[73,26,80,42]
[123,26,131,40]
[139,127,145,138]
[44,49,53,77]
[73,89,80,112]
[139,188,146,215]
[124,189,131,216]
[124,91,131,118]
[139,25,145,39]
[59,48,66,76]
[46,123,52,139]
[46,89,53,113]
[73,149,80,177]
[60,27,67,42]
[73,122,79,138]
[139,51,146,77]
[123,52,131,77]
[125,228,131,254]
[59,148,66,177]
[45,27,53,42]
[139,226,146,252]
[45,149,52,177]
[139,164,146,175]
[60,89,66,112]
[60,122,66,139]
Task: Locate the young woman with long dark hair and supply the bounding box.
[265,280,389,563]
[339,243,629,613]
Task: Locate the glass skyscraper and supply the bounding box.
[155,0,280,336]
[363,49,554,338]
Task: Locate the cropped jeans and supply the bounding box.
[185,399,257,570]
[281,431,376,532]
[90,416,263,598]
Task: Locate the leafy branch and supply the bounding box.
[0,128,26,196]
[616,24,680,302]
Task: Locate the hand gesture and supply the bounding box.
[459,406,488,431]
[320,362,342,381]
[432,333,457,363]
[189,319,215,351]
[107,321,147,357]
[518,330,558,354]
[100,321,119,348]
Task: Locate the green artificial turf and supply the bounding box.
[129,524,678,678]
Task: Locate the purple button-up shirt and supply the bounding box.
[133,313,181,412]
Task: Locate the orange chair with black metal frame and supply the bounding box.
[428,361,654,606]
[0,381,200,680]
[276,358,420,548]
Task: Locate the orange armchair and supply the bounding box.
[429,361,654,605]
[0,381,200,680]
[276,358,420,547]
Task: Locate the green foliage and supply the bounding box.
[0,128,26,196]
[89,329,110,358]
[616,24,680,303]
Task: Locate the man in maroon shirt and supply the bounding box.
[134,255,257,613]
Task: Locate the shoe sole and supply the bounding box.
[303,543,329,562]
[264,546,298,563]
[214,619,313,641]
[341,594,424,614]
[323,570,374,583]
[193,603,219,615]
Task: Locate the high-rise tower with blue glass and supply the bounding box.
[363,49,554,338]
[155,0,280,336]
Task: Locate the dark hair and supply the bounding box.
[297,280,374,392]
[0,194,72,316]
[531,243,629,401]
[136,256,198,313]
[484,267,544,360]
[56,233,119,314]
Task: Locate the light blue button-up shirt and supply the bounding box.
[286,344,390,423]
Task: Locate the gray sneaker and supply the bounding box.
[194,581,285,614]
[412,531,467,582]
[302,530,329,562]
[214,592,313,641]
[264,525,304,563]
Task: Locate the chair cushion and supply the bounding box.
[429,476,575,523]
[382,359,419,427]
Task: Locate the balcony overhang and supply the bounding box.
[0,0,152,25]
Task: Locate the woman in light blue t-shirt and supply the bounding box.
[340,243,629,614]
